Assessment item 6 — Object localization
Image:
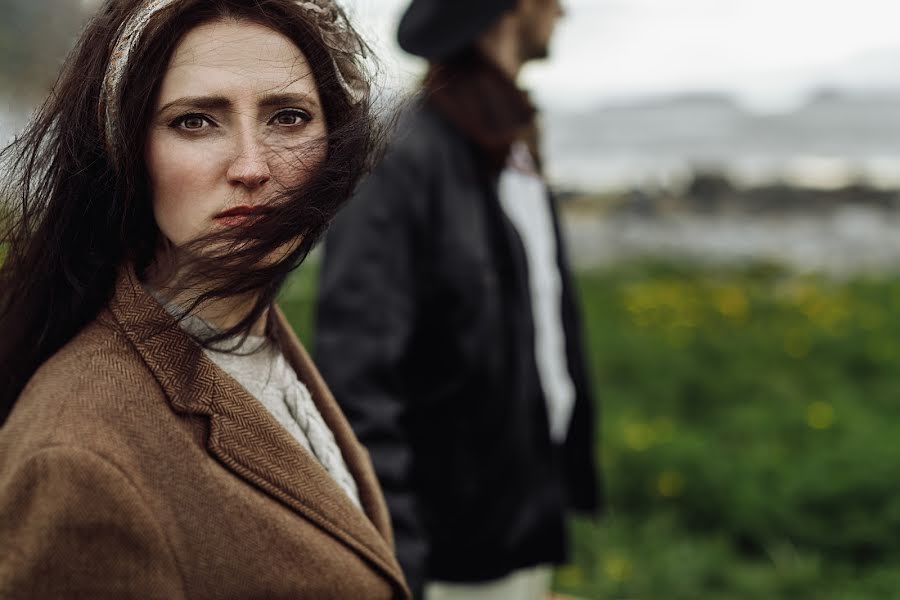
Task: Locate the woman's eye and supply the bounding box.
[183,116,205,129]
[171,114,212,131]
[271,110,311,127]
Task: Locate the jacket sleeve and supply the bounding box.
[0,446,185,599]
[314,147,430,598]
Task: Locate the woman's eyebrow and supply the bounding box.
[259,92,320,111]
[157,95,231,115]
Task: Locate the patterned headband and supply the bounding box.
[99,0,368,166]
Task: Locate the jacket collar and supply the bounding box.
[108,267,408,597]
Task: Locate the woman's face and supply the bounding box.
[146,19,327,247]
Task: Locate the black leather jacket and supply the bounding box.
[314,103,601,597]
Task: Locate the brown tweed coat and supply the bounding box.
[0,269,411,599]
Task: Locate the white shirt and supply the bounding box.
[497,141,577,444]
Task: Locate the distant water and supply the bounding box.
[0,110,12,145]
[562,206,900,275]
[543,92,900,191]
[0,104,28,147]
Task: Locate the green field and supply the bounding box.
[280,260,900,599]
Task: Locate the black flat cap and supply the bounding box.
[397,0,518,61]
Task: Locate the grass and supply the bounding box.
[279,259,900,599]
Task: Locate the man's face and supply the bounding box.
[518,0,564,62]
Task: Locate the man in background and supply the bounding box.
[315,0,602,597]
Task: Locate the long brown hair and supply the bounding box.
[0,0,383,422]
[423,47,539,174]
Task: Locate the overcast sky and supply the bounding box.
[344,0,900,112]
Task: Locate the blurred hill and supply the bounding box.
[822,45,900,91]
[544,90,900,191]
[0,0,87,100]
[0,0,90,145]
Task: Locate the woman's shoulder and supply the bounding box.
[4,311,170,455]
[25,311,152,396]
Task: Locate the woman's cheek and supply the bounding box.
[152,187,197,247]
[149,140,220,246]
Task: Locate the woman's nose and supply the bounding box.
[226,131,272,190]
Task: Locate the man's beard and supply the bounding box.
[519,28,550,63]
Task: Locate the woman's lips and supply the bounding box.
[214,205,271,225]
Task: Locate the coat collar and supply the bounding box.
[108,267,408,598]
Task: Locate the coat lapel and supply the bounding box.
[108,269,407,596]
[271,306,395,545]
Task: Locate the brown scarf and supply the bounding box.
[423,48,541,175]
